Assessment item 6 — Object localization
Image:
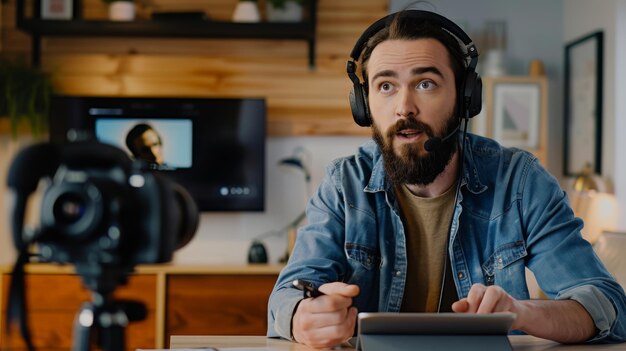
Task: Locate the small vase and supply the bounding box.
[232,1,261,22]
[109,1,135,21]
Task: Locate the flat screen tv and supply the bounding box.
[49,96,266,211]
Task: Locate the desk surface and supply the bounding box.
[170,335,625,350]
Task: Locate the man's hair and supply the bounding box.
[359,12,467,93]
[126,123,156,156]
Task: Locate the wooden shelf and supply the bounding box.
[17,19,314,40]
[15,0,318,68]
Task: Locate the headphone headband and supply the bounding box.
[349,10,479,70]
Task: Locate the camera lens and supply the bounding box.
[54,192,86,224]
[41,182,104,242]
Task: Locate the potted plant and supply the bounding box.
[0,58,53,137]
[102,0,135,21]
[266,0,304,22]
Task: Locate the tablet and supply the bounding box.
[358,312,516,335]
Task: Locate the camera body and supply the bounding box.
[8,138,198,294]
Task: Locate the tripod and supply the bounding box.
[72,263,147,351]
[72,293,147,351]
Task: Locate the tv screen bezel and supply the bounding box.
[49,95,266,212]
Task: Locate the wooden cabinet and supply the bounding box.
[166,275,277,339]
[0,264,282,350]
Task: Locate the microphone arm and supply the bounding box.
[424,123,461,152]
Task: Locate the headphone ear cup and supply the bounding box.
[350,83,372,127]
[461,70,482,119]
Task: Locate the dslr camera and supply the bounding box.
[6,136,198,350]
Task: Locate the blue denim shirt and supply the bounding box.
[268,134,626,343]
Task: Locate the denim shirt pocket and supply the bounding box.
[481,240,527,287]
[345,243,381,271]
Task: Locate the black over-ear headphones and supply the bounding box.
[347,10,482,127]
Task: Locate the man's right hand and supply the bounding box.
[292,282,360,349]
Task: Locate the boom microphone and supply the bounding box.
[424,123,461,152]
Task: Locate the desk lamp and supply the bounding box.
[247,147,311,264]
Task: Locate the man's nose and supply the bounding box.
[395,87,418,119]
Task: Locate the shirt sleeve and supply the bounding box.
[520,156,626,343]
[556,284,616,341]
[267,286,304,340]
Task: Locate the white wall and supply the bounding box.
[615,0,626,229]
[564,0,625,231]
[0,135,369,265]
[563,0,616,188]
[173,136,368,264]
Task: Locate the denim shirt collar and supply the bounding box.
[363,135,488,195]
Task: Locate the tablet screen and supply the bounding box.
[358,312,516,335]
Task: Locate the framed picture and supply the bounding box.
[483,76,548,164]
[564,31,603,176]
[41,0,74,20]
[493,81,541,148]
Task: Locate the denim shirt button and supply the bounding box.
[395,270,401,277]
[457,271,466,280]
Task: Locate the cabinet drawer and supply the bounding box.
[1,311,156,350]
[1,273,157,350]
[166,274,277,342]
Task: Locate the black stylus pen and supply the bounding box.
[293,279,325,298]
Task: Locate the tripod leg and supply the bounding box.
[72,303,94,351]
[101,324,125,351]
[98,306,129,351]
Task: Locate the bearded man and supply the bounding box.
[267,10,626,349]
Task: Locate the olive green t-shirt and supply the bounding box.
[395,183,457,312]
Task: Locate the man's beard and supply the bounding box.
[373,115,458,186]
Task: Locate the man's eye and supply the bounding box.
[379,82,393,92]
[417,80,436,90]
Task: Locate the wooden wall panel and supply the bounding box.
[1,0,388,136]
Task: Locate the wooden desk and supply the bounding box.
[170,335,626,350]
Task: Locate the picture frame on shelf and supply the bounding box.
[493,81,541,148]
[564,31,603,176]
[41,0,74,20]
[483,76,548,165]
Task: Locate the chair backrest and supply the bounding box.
[593,231,626,289]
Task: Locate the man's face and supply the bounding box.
[367,38,459,185]
[133,128,164,165]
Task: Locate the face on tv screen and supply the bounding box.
[95,118,193,170]
[49,96,266,212]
